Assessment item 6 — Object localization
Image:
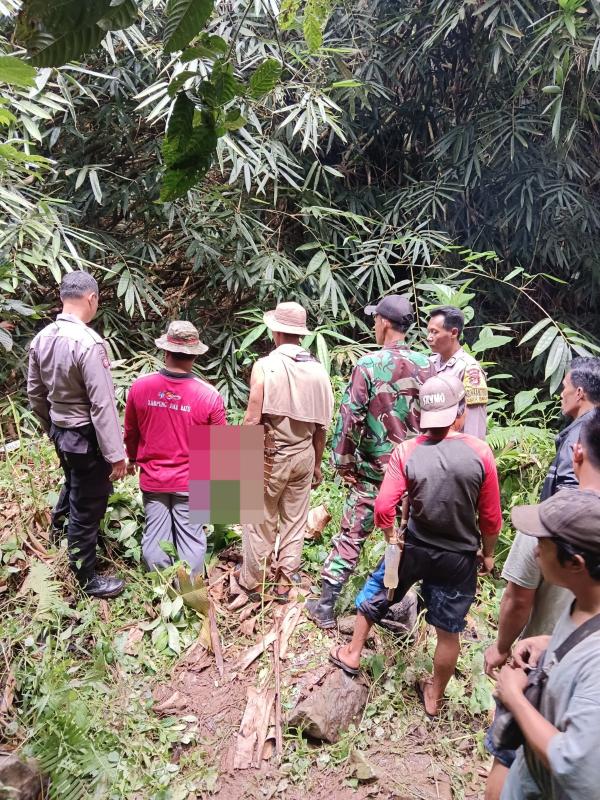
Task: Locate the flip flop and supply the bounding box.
[328,646,360,676]
[415,680,437,719]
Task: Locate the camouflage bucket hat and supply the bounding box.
[155,321,208,356]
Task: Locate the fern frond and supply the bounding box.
[486,425,554,451]
[21,560,70,620]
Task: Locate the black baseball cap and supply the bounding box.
[512,489,600,554]
[364,294,413,324]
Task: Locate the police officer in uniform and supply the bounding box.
[27,271,127,598]
[427,306,488,439]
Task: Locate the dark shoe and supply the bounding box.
[305,582,341,629]
[82,574,125,599]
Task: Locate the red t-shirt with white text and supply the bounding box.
[124,369,226,493]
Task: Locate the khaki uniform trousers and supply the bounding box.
[240,446,315,589]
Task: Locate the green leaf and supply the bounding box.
[166,623,181,654]
[519,318,553,346]
[0,108,17,126]
[164,0,215,54]
[303,0,332,52]
[0,326,13,352]
[470,334,513,354]
[167,92,195,141]
[159,540,178,558]
[280,0,301,30]
[89,169,102,204]
[223,108,246,131]
[97,0,138,31]
[28,26,106,68]
[530,327,558,359]
[248,58,282,100]
[545,336,567,380]
[514,389,539,416]
[237,324,267,353]
[168,71,198,97]
[0,56,37,88]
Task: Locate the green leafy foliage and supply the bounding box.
[248,58,282,99]
[303,0,332,52]
[0,55,36,88]
[163,0,215,53]
[16,0,138,67]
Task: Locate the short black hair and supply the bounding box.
[169,352,197,363]
[555,537,600,582]
[569,357,600,404]
[428,306,464,335]
[60,271,98,300]
[383,312,414,333]
[580,408,600,469]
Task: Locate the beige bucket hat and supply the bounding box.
[155,320,208,356]
[263,301,310,336]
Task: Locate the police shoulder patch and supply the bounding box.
[463,366,488,405]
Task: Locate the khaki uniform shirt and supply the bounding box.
[430,347,488,439]
[27,313,125,463]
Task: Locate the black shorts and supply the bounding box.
[356,535,477,634]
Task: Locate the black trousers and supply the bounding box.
[50,424,112,583]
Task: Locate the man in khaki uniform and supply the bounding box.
[427,306,488,439]
[239,301,334,600]
[27,271,127,598]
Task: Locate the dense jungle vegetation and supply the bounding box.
[1,1,599,798]
[1,0,600,423]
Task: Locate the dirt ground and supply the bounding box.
[151,565,489,800]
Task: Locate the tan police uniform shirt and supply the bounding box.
[430,347,488,439]
[27,313,125,463]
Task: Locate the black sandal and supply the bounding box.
[415,680,437,719]
[328,646,360,676]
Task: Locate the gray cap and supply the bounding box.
[364,294,413,324]
[512,490,600,554]
[419,375,466,428]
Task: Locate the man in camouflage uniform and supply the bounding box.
[306,295,435,629]
[427,306,488,439]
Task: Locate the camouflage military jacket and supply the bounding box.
[331,342,435,483]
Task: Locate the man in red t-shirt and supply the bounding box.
[328,375,502,717]
[124,321,226,576]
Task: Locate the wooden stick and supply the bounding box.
[235,627,278,672]
[274,617,283,756]
[208,599,224,678]
[279,604,301,659]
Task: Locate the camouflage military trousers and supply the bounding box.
[321,479,380,589]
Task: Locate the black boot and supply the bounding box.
[305,582,341,629]
[82,574,125,599]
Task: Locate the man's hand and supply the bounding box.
[311,465,323,489]
[477,549,494,575]
[484,642,510,678]
[337,466,358,487]
[381,526,401,545]
[109,459,127,480]
[494,664,529,710]
[126,462,138,476]
[512,636,550,669]
[0,321,15,332]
